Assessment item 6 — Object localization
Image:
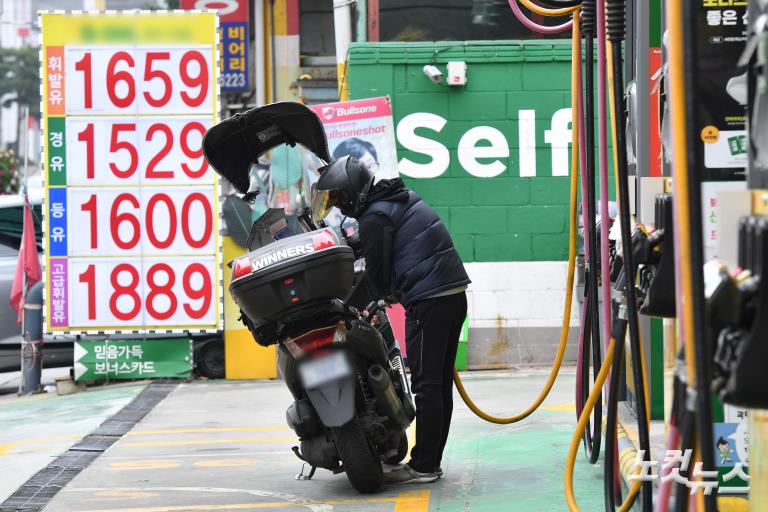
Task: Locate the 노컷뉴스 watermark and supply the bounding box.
[628,450,750,495]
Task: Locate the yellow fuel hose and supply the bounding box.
[667,2,706,510]
[518,0,580,16]
[453,9,581,424]
[564,337,641,511]
[666,0,696,391]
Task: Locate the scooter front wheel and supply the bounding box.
[333,420,383,493]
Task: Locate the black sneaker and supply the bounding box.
[437,467,444,478]
[383,464,439,484]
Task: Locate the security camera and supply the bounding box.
[423,65,443,84]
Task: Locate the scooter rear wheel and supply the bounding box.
[333,420,383,493]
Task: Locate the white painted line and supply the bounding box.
[63,487,334,512]
[104,451,291,460]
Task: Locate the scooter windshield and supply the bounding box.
[203,102,331,195]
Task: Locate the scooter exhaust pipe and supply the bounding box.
[367,364,408,429]
[391,354,416,421]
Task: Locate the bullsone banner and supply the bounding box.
[309,97,399,180]
[40,11,222,334]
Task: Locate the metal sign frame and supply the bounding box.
[39,10,223,335]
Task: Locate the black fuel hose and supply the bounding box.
[579,0,603,465]
[606,0,652,510]
[671,366,693,512]
[680,2,718,510]
[604,311,638,512]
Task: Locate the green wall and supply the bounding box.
[348,40,614,263]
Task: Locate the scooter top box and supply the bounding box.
[230,228,355,328]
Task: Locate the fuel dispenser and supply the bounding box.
[450,1,767,510]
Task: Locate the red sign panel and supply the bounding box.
[308,97,393,125]
[180,0,249,23]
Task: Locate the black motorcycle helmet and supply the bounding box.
[311,156,375,223]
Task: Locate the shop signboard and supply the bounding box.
[74,338,192,381]
[40,11,222,333]
[182,0,250,92]
[696,0,748,178]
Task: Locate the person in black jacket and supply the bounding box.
[312,156,470,484]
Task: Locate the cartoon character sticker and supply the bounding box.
[714,422,748,468]
[717,436,733,465]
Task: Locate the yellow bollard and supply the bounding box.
[223,236,277,379]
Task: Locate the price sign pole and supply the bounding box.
[40,11,222,334]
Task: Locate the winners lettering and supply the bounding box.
[252,243,315,271]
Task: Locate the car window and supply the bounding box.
[0,242,17,258]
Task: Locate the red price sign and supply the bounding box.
[42,12,221,333]
[70,257,216,327]
[67,187,215,257]
[65,117,212,186]
[65,47,213,114]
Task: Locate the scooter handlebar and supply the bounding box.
[364,300,387,318]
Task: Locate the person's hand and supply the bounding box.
[362,309,381,325]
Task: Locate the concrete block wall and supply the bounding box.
[348,41,612,366]
[465,262,579,368]
[417,175,572,261]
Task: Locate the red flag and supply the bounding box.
[10,196,41,324]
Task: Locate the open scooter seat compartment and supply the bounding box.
[230,228,355,330]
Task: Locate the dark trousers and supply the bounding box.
[405,291,467,473]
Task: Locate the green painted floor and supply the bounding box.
[35,370,606,512]
[436,408,605,511]
[0,382,145,502]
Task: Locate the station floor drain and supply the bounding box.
[0,382,177,512]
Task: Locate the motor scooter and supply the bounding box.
[203,102,415,493]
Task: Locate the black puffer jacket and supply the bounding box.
[357,178,470,308]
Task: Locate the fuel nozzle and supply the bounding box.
[710,216,768,408]
[638,194,677,318]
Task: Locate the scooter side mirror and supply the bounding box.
[222,195,254,248]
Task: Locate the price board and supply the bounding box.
[40,11,222,333]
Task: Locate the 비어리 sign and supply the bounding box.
[181,0,250,92]
[40,11,222,333]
